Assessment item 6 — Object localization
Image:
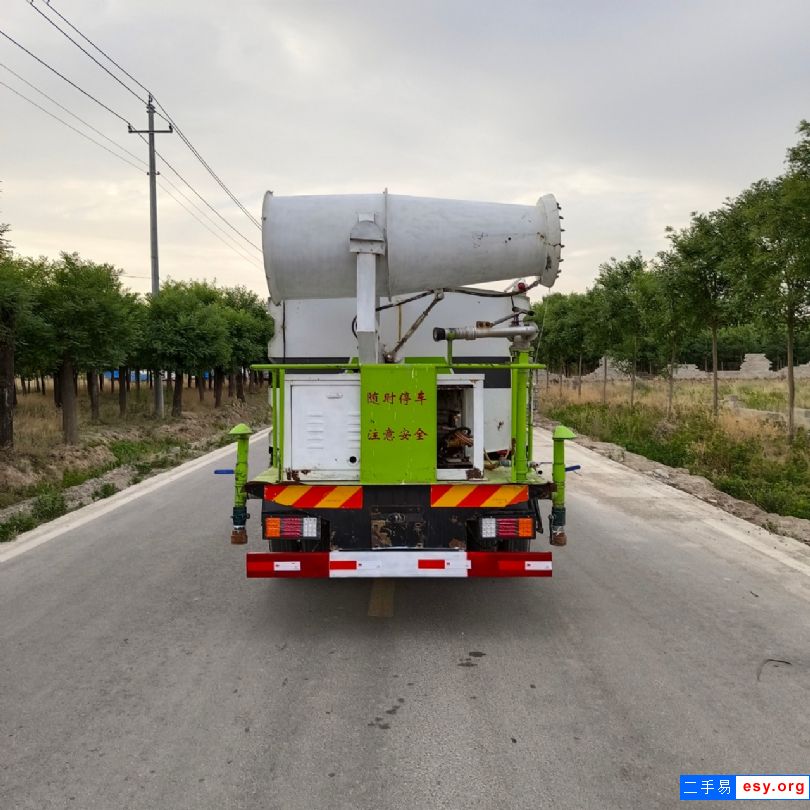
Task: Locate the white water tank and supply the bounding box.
[262,192,562,302]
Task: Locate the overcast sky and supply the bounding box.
[1,0,808,301]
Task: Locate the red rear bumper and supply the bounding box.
[246,550,552,578]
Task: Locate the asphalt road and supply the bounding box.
[2,429,810,810]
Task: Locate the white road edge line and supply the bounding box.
[0,428,270,565]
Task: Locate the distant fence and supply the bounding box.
[579,354,810,382]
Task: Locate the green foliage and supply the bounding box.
[62,467,105,488]
[37,253,134,371]
[734,386,786,410]
[546,401,810,520]
[91,482,118,500]
[109,439,154,465]
[0,512,37,543]
[30,486,67,521]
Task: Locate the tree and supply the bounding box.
[219,286,274,405]
[645,251,696,417]
[0,183,11,259]
[666,210,743,415]
[147,281,230,416]
[592,254,647,406]
[738,171,810,440]
[0,255,30,448]
[38,254,132,443]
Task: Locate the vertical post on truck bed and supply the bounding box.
[550,425,575,546]
[349,214,386,365]
[229,423,253,544]
[512,349,531,482]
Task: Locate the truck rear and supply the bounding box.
[229,191,574,579]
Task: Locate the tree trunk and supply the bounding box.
[135,368,141,397]
[630,337,637,408]
[0,338,14,449]
[54,370,62,408]
[214,368,224,408]
[119,366,128,417]
[61,357,79,444]
[559,361,564,397]
[236,368,246,402]
[41,373,47,396]
[577,354,582,400]
[87,370,100,422]
[187,372,193,389]
[208,373,213,390]
[602,356,608,405]
[148,369,152,389]
[197,372,205,402]
[667,344,676,420]
[787,310,795,443]
[711,322,719,416]
[35,375,41,394]
[172,368,184,416]
[228,372,235,398]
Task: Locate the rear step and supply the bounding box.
[246,550,552,578]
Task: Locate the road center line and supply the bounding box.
[368,578,395,617]
[0,429,270,565]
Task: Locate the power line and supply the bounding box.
[153,103,262,230]
[0,78,143,171]
[28,0,148,108]
[134,133,263,253]
[157,181,262,270]
[41,0,152,98]
[0,26,133,125]
[158,171,263,262]
[31,0,261,231]
[0,78,262,271]
[0,60,147,168]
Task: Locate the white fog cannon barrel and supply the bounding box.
[262,191,562,302]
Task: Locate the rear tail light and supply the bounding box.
[480,516,534,539]
[264,516,320,538]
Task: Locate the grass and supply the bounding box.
[541,379,810,520]
[0,379,271,537]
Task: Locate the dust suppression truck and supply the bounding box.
[226,191,575,579]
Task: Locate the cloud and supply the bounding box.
[1,0,808,301]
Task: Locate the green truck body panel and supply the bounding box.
[360,364,437,483]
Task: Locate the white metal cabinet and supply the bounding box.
[284,375,361,481]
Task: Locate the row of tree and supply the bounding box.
[0,250,274,447]
[533,120,810,439]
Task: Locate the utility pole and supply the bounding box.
[129,94,172,417]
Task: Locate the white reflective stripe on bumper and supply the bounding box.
[329,551,470,578]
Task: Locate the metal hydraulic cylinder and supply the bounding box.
[550,425,575,546]
[229,423,253,544]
